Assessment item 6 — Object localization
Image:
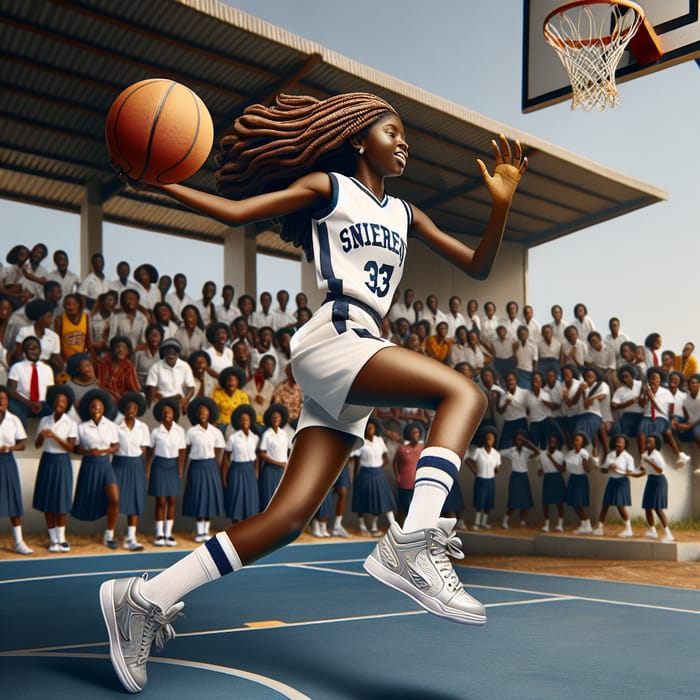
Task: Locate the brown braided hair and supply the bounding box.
[216,92,398,260]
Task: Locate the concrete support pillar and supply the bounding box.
[80,180,103,278]
[223,225,258,297]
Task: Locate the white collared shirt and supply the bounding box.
[150,422,186,458]
[0,411,27,446]
[77,417,119,450]
[38,412,78,454]
[186,423,225,459]
[145,358,195,396]
[116,418,152,456]
[258,426,289,463]
[226,429,259,462]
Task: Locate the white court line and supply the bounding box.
[0,651,311,699]
[0,558,368,586]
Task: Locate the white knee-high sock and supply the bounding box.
[142,532,242,610]
[403,446,461,532]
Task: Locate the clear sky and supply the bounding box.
[3,0,698,351]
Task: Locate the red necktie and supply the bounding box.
[650,390,656,420]
[29,363,39,402]
[653,350,659,367]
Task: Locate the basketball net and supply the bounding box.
[543,1,644,111]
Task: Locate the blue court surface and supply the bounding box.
[1,541,699,699]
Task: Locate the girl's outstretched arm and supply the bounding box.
[128,171,332,227]
[409,135,527,280]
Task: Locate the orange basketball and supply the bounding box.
[105,79,214,185]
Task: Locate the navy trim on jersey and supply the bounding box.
[325,293,383,330]
[312,172,340,220]
[317,221,343,296]
[205,536,234,576]
[400,199,413,227]
[331,299,350,334]
[349,176,389,207]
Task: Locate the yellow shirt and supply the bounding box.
[212,387,250,425]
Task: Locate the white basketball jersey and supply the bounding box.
[311,173,412,319]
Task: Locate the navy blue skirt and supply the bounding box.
[542,472,566,505]
[33,452,73,513]
[71,455,116,521]
[315,488,335,519]
[352,467,396,515]
[507,471,534,509]
[334,464,351,489]
[473,476,495,511]
[574,413,602,444]
[616,413,642,440]
[602,476,631,507]
[0,452,23,518]
[148,456,181,497]
[182,458,224,518]
[258,460,283,511]
[642,473,668,510]
[443,480,465,512]
[224,460,259,520]
[529,419,553,449]
[565,473,590,508]
[638,417,669,437]
[113,455,146,516]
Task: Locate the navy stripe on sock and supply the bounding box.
[414,476,450,493]
[416,456,459,480]
[205,536,233,576]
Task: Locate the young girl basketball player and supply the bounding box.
[101,91,527,692]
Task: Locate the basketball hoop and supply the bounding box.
[543,0,662,111]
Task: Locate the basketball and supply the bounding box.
[105,78,214,185]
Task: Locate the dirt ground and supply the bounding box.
[3,523,699,590]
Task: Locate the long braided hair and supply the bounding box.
[216,92,398,261]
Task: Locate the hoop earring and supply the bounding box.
[358,147,365,155]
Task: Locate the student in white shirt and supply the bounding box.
[464,427,500,530]
[503,300,521,341]
[8,335,54,426]
[78,253,111,311]
[604,317,630,369]
[223,404,260,523]
[522,304,541,343]
[445,296,467,339]
[271,289,297,331]
[560,325,586,369]
[71,388,121,549]
[113,393,152,551]
[250,291,275,330]
[165,274,195,324]
[0,385,33,554]
[637,367,690,467]
[47,250,80,297]
[147,398,187,546]
[572,302,595,341]
[33,384,78,552]
[673,373,700,460]
[513,325,538,389]
[611,364,644,439]
[639,433,675,542]
[549,304,568,343]
[532,432,566,533]
[500,430,537,528]
[592,434,645,537]
[183,397,225,542]
[537,324,561,379]
[257,404,290,511]
[564,431,593,534]
[497,371,529,449]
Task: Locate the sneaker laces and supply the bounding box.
[137,605,183,665]
[429,527,465,593]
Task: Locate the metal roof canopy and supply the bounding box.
[0,0,667,261]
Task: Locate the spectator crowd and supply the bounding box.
[0,243,697,554]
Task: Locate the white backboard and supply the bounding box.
[523,0,700,111]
